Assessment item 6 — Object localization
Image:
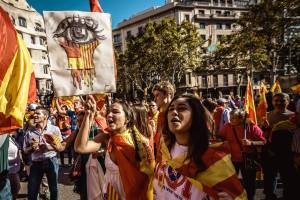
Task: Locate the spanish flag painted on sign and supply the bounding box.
[244,77,257,124]
[0,6,36,134]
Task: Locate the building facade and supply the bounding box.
[0,0,52,104]
[113,0,260,97]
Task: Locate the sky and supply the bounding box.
[27,0,165,28]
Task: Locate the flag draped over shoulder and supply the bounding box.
[157,138,247,200]
[0,7,36,134]
[244,77,257,124]
[257,82,268,122]
[270,80,282,93]
[107,129,154,200]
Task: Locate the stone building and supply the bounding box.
[113,0,260,97]
[0,0,52,104]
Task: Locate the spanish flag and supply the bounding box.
[257,81,268,122]
[0,7,36,134]
[244,77,257,124]
[270,80,282,93]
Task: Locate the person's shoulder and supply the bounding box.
[47,124,60,132]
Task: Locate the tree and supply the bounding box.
[116,18,204,100]
[208,0,300,83]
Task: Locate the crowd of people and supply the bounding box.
[1,80,300,200]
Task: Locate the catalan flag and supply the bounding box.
[291,83,300,93]
[157,138,247,199]
[257,81,268,123]
[244,77,257,124]
[270,80,282,93]
[0,7,36,134]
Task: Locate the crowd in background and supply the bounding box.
[3,80,300,200]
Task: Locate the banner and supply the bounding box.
[44,11,116,96]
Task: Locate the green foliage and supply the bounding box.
[208,0,300,80]
[116,18,204,98]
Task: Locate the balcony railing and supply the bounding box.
[194,14,211,20]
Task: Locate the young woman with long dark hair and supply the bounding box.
[154,94,246,200]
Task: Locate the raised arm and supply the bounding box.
[56,98,67,115]
[74,95,102,153]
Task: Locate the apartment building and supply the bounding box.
[113,0,259,96]
[0,0,52,103]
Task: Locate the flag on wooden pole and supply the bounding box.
[244,77,257,125]
[0,7,36,133]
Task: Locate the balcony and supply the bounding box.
[212,13,236,19]
[194,14,211,20]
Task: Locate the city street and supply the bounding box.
[16,160,283,200]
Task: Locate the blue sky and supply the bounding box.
[27,0,165,28]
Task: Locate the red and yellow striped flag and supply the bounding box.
[0,7,36,133]
[291,83,300,93]
[257,81,268,122]
[244,77,257,124]
[270,80,282,93]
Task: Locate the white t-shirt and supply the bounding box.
[154,143,210,200]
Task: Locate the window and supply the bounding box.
[42,51,47,60]
[31,35,35,44]
[39,37,45,45]
[225,23,231,30]
[213,75,218,87]
[200,35,206,41]
[184,14,190,21]
[43,65,48,74]
[199,10,205,15]
[138,26,143,35]
[217,35,223,42]
[215,11,222,16]
[224,75,228,86]
[216,23,222,29]
[113,34,121,43]
[199,22,206,29]
[202,76,207,87]
[224,11,231,16]
[18,17,27,27]
[126,30,132,38]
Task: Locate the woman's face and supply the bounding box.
[167,97,192,135]
[230,113,243,126]
[106,103,127,133]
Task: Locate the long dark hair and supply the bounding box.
[162,94,210,169]
[133,104,151,138]
[111,100,141,161]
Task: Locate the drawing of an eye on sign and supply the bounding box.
[44,11,116,97]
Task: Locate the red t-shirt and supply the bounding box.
[219,123,266,162]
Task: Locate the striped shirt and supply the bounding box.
[23,124,62,161]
